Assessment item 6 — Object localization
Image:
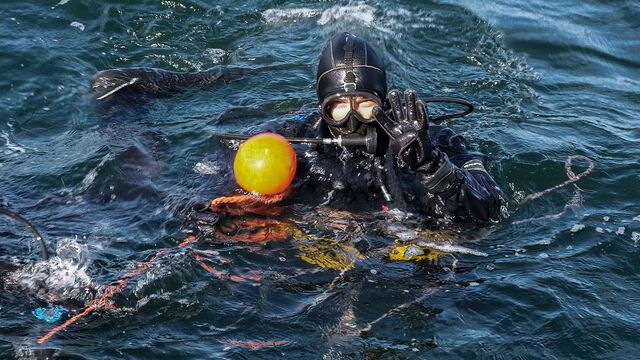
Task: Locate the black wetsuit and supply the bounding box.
[91,67,504,225]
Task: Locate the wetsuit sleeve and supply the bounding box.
[90,66,257,104]
[415,125,504,223]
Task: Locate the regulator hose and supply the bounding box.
[0,207,49,260]
[422,97,474,123]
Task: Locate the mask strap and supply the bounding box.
[343,35,356,92]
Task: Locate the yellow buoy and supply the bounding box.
[233,133,297,195]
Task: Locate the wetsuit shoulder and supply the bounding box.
[428,124,485,167]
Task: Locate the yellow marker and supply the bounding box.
[389,244,445,262]
[291,229,363,271]
[233,133,297,195]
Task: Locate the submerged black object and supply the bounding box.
[0,207,49,260]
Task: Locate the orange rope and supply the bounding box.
[521,155,594,203]
[36,190,289,343]
[209,191,289,212]
[37,305,96,344]
[37,248,166,344]
[37,237,195,344]
[178,235,198,248]
[216,218,292,243]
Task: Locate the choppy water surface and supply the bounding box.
[1,0,639,358]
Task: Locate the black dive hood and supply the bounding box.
[316,33,387,104]
[316,33,388,140]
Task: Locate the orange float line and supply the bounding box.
[37,305,96,344]
[209,191,289,213]
[193,253,261,285]
[37,236,195,344]
[37,191,287,343]
[216,218,292,243]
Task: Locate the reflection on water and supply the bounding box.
[1,0,639,358]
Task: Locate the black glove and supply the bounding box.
[183,202,220,235]
[373,89,435,170]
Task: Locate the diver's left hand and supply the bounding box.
[373,89,434,170]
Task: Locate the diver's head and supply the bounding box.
[316,33,387,140]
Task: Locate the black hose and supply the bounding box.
[212,132,325,144]
[0,207,49,260]
[422,97,474,122]
[210,132,373,147]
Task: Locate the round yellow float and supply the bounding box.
[233,133,297,195]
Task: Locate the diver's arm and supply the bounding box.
[415,125,504,222]
[373,90,503,223]
[90,66,257,102]
[415,143,503,223]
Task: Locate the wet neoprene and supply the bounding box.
[373,89,435,170]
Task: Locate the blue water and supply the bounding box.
[1,1,639,358]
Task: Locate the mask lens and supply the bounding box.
[355,99,378,120]
[329,101,351,122]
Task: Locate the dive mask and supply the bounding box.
[320,92,382,127]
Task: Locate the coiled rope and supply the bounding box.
[520,155,595,204]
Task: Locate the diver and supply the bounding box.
[90,32,504,226]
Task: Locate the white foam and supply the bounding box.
[570,223,585,233]
[416,241,488,257]
[1,131,27,156]
[78,153,113,192]
[70,21,85,31]
[193,160,221,175]
[632,232,640,247]
[204,48,226,63]
[5,238,94,302]
[317,4,377,26]
[262,8,321,23]
[533,239,551,245]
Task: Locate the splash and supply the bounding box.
[5,238,94,303]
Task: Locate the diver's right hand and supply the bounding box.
[373,89,435,170]
[184,202,220,235]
